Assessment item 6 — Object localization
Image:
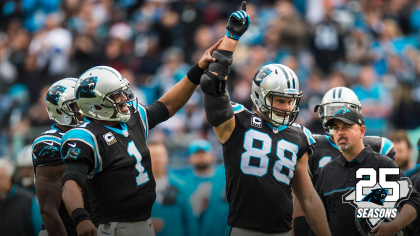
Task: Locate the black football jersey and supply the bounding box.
[32,124,77,236]
[61,104,156,225]
[223,103,315,233]
[308,135,396,185]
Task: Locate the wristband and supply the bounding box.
[187,63,205,85]
[71,208,91,227]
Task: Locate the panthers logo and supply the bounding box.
[334,108,350,117]
[361,188,389,206]
[75,77,97,99]
[46,85,66,105]
[253,67,272,86]
[39,146,59,157]
[67,148,81,159]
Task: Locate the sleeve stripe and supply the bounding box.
[133,102,149,139]
[381,138,394,156]
[303,127,315,145]
[232,104,244,114]
[62,128,103,176]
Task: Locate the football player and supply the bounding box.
[32,78,87,236]
[293,87,397,236]
[199,3,331,234]
[60,40,222,236]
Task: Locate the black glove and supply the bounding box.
[226,1,251,40]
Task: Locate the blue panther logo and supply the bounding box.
[46,85,66,105]
[361,188,389,206]
[39,146,59,157]
[253,67,272,86]
[67,148,81,159]
[334,108,350,117]
[75,77,97,99]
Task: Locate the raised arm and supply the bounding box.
[201,2,250,143]
[36,164,67,236]
[158,39,223,117]
[292,152,331,236]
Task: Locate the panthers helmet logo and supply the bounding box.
[361,188,389,206]
[334,108,350,117]
[46,85,66,105]
[39,146,59,157]
[253,67,272,86]
[76,77,97,99]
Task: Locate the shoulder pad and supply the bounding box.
[290,123,316,146]
[364,136,394,156]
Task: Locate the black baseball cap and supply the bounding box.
[325,107,365,127]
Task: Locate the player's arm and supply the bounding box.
[61,132,97,236]
[32,140,68,235]
[291,152,331,236]
[36,164,67,236]
[157,38,223,118]
[201,2,250,143]
[371,204,417,236]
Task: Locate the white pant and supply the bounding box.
[98,219,155,236]
[226,226,292,236]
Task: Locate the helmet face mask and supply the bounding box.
[46,78,83,127]
[316,87,362,134]
[251,64,302,126]
[102,85,138,118]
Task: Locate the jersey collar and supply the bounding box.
[338,146,372,167]
[325,135,339,150]
[265,122,287,133]
[104,122,129,137]
[51,124,61,131]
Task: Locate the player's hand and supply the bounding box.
[198,38,223,70]
[370,222,400,236]
[77,220,97,236]
[226,1,251,40]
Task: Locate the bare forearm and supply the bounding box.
[218,36,239,52]
[158,77,197,117]
[62,180,85,215]
[36,165,67,235]
[301,194,331,236]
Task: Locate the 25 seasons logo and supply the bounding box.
[342,168,412,234]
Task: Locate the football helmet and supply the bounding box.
[250,64,302,126]
[75,66,137,122]
[314,87,362,134]
[46,78,83,126]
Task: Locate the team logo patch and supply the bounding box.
[46,85,66,105]
[253,67,272,86]
[75,77,97,99]
[342,168,412,231]
[251,116,262,128]
[334,108,350,117]
[103,132,117,146]
[39,146,59,157]
[67,148,81,159]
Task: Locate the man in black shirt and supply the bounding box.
[310,107,420,236]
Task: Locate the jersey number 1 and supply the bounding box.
[127,141,149,186]
[241,129,298,185]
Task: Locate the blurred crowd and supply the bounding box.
[1,0,420,163]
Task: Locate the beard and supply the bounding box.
[337,137,350,151]
[397,158,410,170]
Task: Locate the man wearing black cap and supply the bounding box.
[309,107,420,236]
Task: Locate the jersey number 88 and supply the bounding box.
[241,129,298,185]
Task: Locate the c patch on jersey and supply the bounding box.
[103,132,117,146]
[251,115,262,128]
[67,148,81,159]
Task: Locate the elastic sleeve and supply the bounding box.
[146,100,170,130]
[62,161,90,190]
